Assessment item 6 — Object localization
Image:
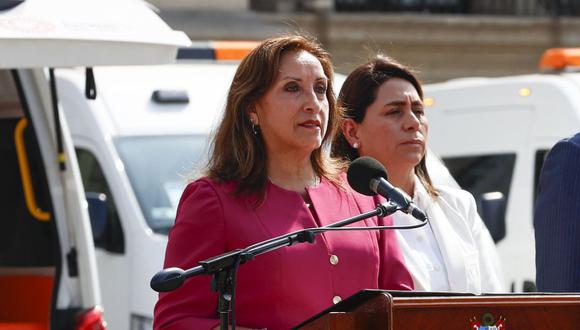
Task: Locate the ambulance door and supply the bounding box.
[0,69,61,329]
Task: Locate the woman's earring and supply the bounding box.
[352,142,359,149]
[252,123,259,135]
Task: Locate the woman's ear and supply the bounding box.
[342,118,360,149]
[248,108,259,125]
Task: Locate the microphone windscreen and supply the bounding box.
[347,156,388,196]
[150,267,185,292]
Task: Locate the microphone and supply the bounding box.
[150,267,186,292]
[347,156,428,222]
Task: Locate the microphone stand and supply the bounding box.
[151,202,399,330]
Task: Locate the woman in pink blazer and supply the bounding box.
[153,36,413,330]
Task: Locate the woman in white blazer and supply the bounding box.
[332,55,504,293]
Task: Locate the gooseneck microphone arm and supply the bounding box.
[150,202,399,330]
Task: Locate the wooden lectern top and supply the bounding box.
[295,290,580,329]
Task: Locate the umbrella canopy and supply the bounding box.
[0,0,191,68]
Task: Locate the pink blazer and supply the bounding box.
[154,176,412,330]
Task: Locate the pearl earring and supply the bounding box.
[352,142,359,149]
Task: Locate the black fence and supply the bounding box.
[334,0,580,17]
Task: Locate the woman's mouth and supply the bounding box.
[298,120,321,129]
[401,139,424,146]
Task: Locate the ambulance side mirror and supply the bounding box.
[478,192,507,244]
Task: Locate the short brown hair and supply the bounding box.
[331,55,438,198]
[206,35,342,198]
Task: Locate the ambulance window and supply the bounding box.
[0,70,56,267]
[442,153,516,220]
[533,149,549,207]
[76,148,125,254]
[114,135,207,234]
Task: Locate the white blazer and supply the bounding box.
[414,180,505,293]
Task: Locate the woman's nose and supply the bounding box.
[304,89,322,113]
[404,110,421,131]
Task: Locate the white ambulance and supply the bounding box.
[423,48,580,292]
[0,0,188,329]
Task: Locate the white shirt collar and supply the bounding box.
[412,175,433,211]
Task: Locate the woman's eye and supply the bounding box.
[413,107,425,116]
[285,83,299,92]
[314,84,327,94]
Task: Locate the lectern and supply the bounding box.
[295,290,580,329]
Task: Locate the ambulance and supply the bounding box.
[423,48,580,292]
[0,0,189,329]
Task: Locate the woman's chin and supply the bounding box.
[398,149,424,163]
[380,155,422,172]
[300,139,323,152]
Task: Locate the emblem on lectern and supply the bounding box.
[469,313,507,329]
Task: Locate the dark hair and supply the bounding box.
[206,35,342,199]
[331,55,438,198]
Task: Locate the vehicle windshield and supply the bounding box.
[114,135,208,234]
